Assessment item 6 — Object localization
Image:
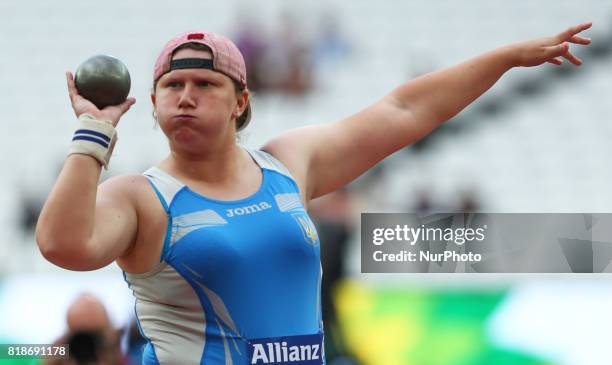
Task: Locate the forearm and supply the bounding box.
[391,45,516,135]
[36,154,102,258]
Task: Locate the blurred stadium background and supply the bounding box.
[0,0,611,364]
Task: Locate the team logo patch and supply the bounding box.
[292,213,319,246]
[248,334,324,364]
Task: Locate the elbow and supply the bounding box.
[35,222,55,261]
[35,225,95,271]
[36,235,79,270]
[37,242,67,268]
[35,221,61,262]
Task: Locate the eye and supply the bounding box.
[167,81,182,88]
[197,81,210,88]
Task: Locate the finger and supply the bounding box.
[556,22,593,42]
[66,71,78,98]
[545,42,570,58]
[547,58,564,66]
[562,51,583,66]
[117,97,137,114]
[66,72,82,107]
[569,35,592,45]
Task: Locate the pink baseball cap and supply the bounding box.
[154,30,251,129]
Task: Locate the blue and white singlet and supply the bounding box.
[123,147,325,365]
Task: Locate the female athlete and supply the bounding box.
[36,23,592,364]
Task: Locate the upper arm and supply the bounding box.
[46,175,140,272]
[263,95,422,201]
[38,174,141,272]
[84,175,140,270]
[79,176,143,267]
[263,50,515,202]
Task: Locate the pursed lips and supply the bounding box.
[173,114,195,119]
[170,115,199,133]
[173,114,196,122]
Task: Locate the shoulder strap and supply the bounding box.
[143,167,185,211]
[243,147,294,180]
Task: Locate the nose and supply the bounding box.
[177,83,196,109]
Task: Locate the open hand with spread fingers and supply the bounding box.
[508,22,592,67]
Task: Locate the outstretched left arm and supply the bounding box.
[263,22,592,202]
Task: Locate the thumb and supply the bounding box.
[118,97,136,114]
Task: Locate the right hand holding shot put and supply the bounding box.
[65,55,136,168]
[67,55,136,127]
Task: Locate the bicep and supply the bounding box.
[85,178,139,270]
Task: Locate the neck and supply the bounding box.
[162,143,247,185]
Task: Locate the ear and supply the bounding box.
[234,89,249,118]
[150,93,157,108]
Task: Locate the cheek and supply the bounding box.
[215,92,239,114]
[200,93,236,116]
[154,94,175,116]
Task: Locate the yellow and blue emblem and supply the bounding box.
[292,213,319,246]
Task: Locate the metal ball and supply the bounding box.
[74,55,131,109]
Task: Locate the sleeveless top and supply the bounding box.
[123,147,325,365]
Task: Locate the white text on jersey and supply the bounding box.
[251,341,320,364]
[226,201,272,217]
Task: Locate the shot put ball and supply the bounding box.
[74,55,131,109]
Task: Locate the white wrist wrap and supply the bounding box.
[68,114,117,169]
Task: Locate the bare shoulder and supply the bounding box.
[262,126,324,204]
[98,175,148,202]
[98,173,166,227]
[97,173,160,211]
[91,175,146,227]
[98,174,150,195]
[108,174,165,215]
